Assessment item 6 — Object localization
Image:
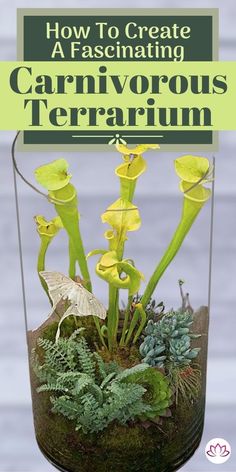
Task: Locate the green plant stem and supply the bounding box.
[93,317,108,349]
[116,236,125,261]
[119,294,132,346]
[37,238,51,300]
[136,198,202,314]
[107,170,139,350]
[66,214,106,346]
[133,304,147,344]
[107,285,119,350]
[52,185,92,292]
[68,239,76,279]
[71,226,92,292]
[68,231,106,347]
[64,219,92,290]
[50,185,109,347]
[120,179,137,201]
[124,309,139,346]
[124,303,147,345]
[107,230,126,349]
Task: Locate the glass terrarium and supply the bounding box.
[13,138,214,472]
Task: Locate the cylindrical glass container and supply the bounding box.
[13,138,214,472]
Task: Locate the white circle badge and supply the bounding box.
[205,438,231,464]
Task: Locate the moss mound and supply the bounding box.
[28,318,205,472]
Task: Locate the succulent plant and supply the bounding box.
[169,335,200,366]
[139,309,200,368]
[139,334,166,367]
[122,366,172,420]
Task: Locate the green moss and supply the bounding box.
[32,378,203,472]
[30,320,204,472]
[41,315,100,347]
[33,384,203,472]
[97,345,141,368]
[99,423,156,452]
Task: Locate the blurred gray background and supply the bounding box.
[0,1,236,471]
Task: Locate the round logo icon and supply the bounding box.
[205,438,231,464]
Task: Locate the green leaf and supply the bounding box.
[32,335,161,434]
[34,158,71,191]
[117,261,144,295]
[34,215,63,238]
[180,180,211,203]
[98,250,118,267]
[86,249,107,260]
[116,363,149,381]
[115,155,147,181]
[104,230,118,251]
[49,183,77,203]
[115,155,147,200]
[116,143,159,157]
[175,155,210,183]
[96,252,144,294]
[101,198,141,233]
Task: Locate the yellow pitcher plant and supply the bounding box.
[34,215,63,296]
[34,149,213,352]
[35,159,91,291]
[130,155,212,335]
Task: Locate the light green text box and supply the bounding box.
[0,61,236,130]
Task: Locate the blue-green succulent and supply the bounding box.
[169,335,200,365]
[139,310,200,368]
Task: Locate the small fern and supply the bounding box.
[32,332,172,434]
[116,363,148,381]
[51,395,81,420]
[74,337,96,378]
[94,352,120,379]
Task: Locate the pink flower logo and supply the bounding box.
[206,443,230,458]
[205,438,231,464]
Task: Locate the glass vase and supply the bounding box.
[13,138,214,472]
